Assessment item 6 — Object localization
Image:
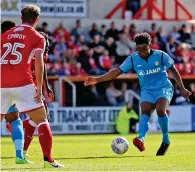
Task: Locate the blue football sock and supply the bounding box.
[11,118,24,159]
[158,115,170,144]
[138,114,150,141]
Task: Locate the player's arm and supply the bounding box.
[84,55,132,86]
[169,66,191,98]
[84,68,122,86]
[34,50,44,102]
[162,51,191,99]
[43,63,54,101]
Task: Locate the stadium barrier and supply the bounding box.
[1,106,195,135]
[48,75,195,106]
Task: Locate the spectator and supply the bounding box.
[129,23,137,40]
[69,63,86,76]
[165,36,178,62]
[116,102,139,134]
[183,62,193,75]
[171,82,189,105]
[190,24,195,49]
[116,31,135,64]
[170,26,181,44]
[67,35,79,61]
[100,24,107,41]
[53,37,68,60]
[104,37,117,57]
[78,49,106,75]
[121,24,129,35]
[85,85,108,106]
[189,58,195,74]
[99,50,113,71]
[106,81,124,106]
[53,61,66,76]
[179,24,191,43]
[106,21,119,40]
[189,83,195,104]
[121,82,128,103]
[126,0,141,15]
[89,23,101,39]
[88,34,105,59]
[151,36,160,50]
[71,19,90,41]
[156,27,167,49]
[37,22,52,37]
[150,23,157,38]
[77,34,89,52]
[46,63,56,76]
[53,22,70,42]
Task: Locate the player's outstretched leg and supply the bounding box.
[133,114,150,152]
[23,119,37,157]
[27,107,64,168]
[156,99,170,156]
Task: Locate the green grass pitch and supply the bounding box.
[1,133,195,171]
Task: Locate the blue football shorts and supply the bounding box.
[140,85,174,104]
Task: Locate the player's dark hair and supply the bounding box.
[39,31,49,55]
[1,20,16,33]
[21,4,40,24]
[134,32,151,45]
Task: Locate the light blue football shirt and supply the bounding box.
[119,50,174,90]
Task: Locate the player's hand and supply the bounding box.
[47,87,54,102]
[180,88,192,99]
[84,76,98,86]
[34,89,42,103]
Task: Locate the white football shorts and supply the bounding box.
[0,84,44,114]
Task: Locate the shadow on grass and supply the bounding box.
[55,155,147,160]
[1,157,15,159]
[2,167,41,171]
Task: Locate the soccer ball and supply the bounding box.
[111,137,129,154]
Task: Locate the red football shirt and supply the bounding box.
[1,24,45,88]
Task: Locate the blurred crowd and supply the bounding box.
[36,20,195,76]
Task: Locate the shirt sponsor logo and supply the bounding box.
[138,70,145,77]
[138,67,161,77]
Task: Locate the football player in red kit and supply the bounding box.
[1,5,64,168]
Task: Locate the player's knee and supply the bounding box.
[34,118,48,125]
[27,107,48,125]
[156,108,166,117]
[142,109,153,116]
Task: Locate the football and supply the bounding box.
[111,137,129,154]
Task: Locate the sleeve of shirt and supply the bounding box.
[119,55,133,73]
[162,51,174,69]
[34,37,45,52]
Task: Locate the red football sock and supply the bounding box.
[38,122,53,162]
[6,122,12,134]
[23,119,36,151]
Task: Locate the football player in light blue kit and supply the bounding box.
[84,32,191,156]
